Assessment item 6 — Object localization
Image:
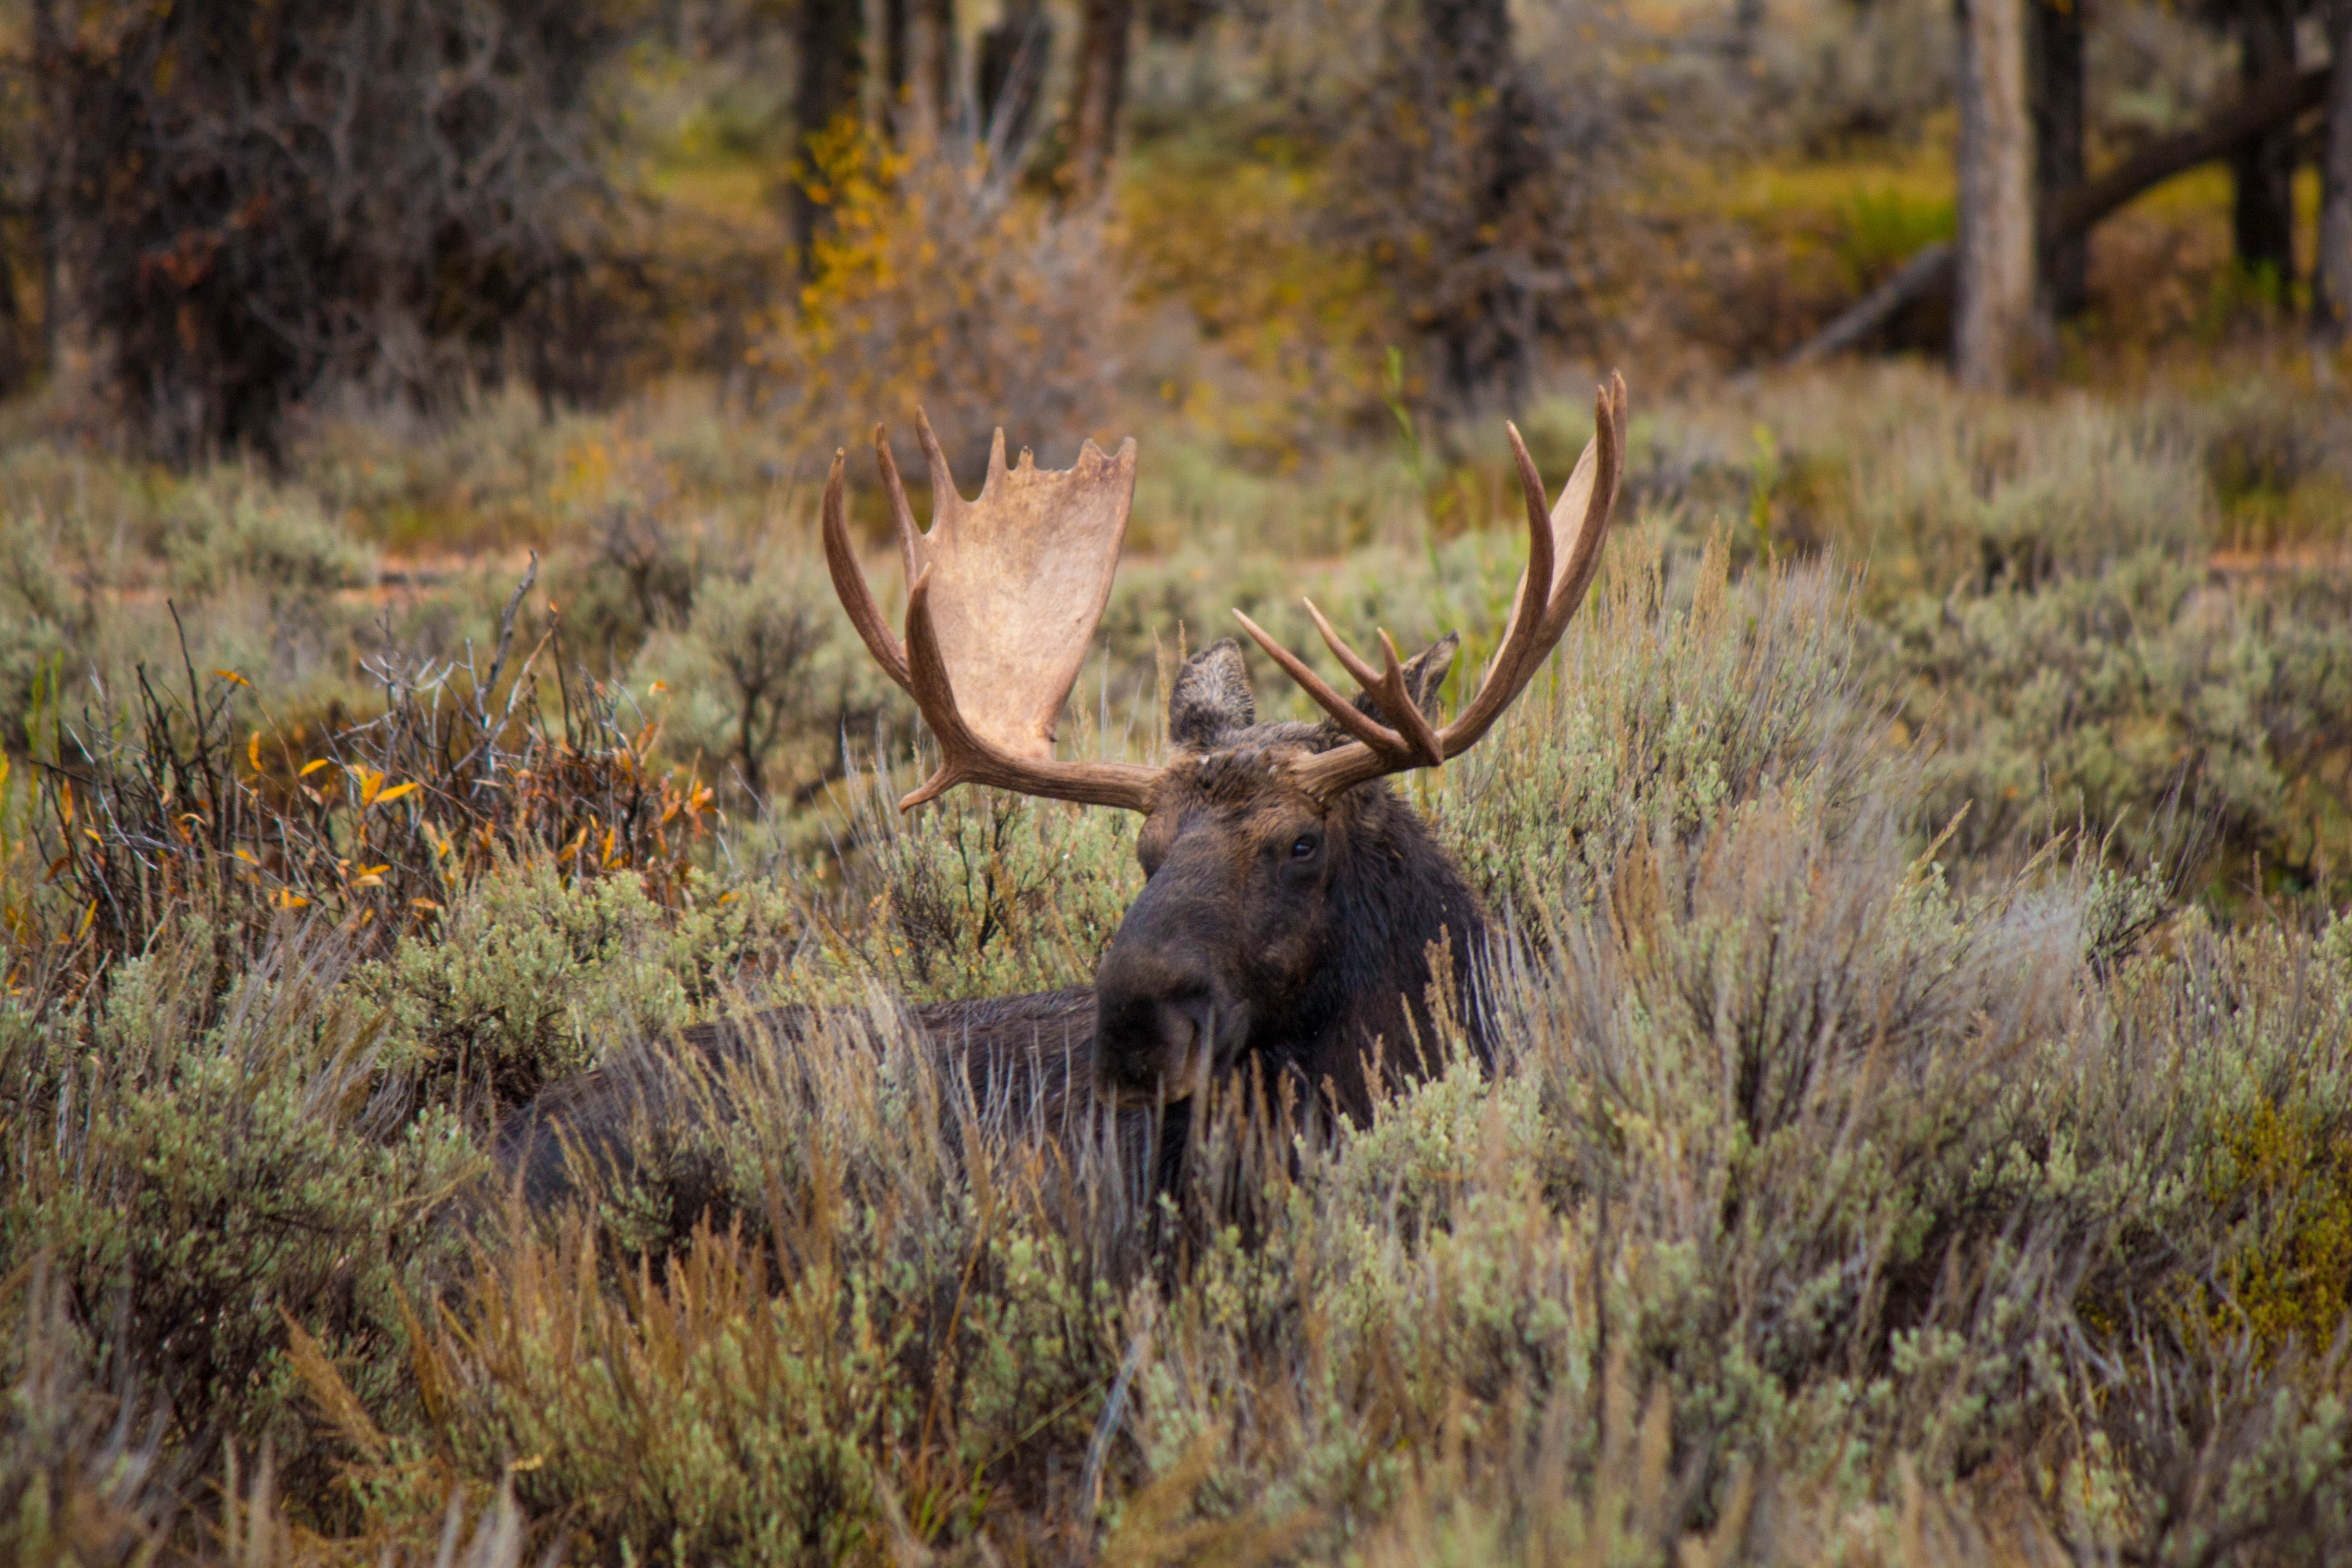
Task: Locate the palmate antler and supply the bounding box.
[1234,372,1628,801]
[823,411,1159,812]
[824,378,1627,813]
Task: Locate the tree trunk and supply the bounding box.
[1793,65,2328,365]
[1066,0,1135,199]
[2231,0,2298,291]
[2029,0,2087,318]
[882,0,956,139]
[916,0,956,137]
[2319,0,2352,339]
[790,0,867,275]
[33,0,65,374]
[1955,0,2034,391]
[884,0,911,104]
[979,0,1051,162]
[1422,0,1537,407]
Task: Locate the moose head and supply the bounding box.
[824,378,1627,1119]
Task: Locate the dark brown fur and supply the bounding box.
[494,639,1489,1206]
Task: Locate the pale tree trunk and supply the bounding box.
[914,0,956,140]
[1955,0,2034,391]
[979,0,1050,162]
[1067,0,1135,199]
[2318,0,2352,341]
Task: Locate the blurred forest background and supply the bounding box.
[2,0,2349,867]
[6,0,2352,1564]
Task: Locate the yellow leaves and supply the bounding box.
[212,668,250,687]
[249,730,265,773]
[373,781,420,808]
[299,759,333,778]
[274,888,312,911]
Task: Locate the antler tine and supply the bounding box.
[1301,599,1382,690]
[1493,419,1555,693]
[1448,375,1626,747]
[1369,627,1446,766]
[872,423,923,580]
[1233,608,1411,756]
[913,407,962,523]
[1299,603,1442,765]
[821,449,912,693]
[1272,373,1630,803]
[1230,605,1444,768]
[1535,370,1627,648]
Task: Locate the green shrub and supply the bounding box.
[357,855,805,1107]
[836,767,1144,1002]
[0,922,475,1499]
[629,542,898,808]
[1877,551,2352,892]
[163,476,375,603]
[0,510,76,743]
[392,1006,1130,1566]
[1436,533,1891,921]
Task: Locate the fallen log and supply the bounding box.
[1784,66,2331,367]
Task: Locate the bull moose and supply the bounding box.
[497,376,1628,1206]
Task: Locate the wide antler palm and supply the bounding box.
[823,411,1159,812]
[823,377,1627,811]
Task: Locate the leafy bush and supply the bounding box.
[0,510,76,744]
[1437,534,1889,921]
[0,923,476,1491]
[755,132,1124,468]
[629,543,899,808]
[1878,551,2352,891]
[835,765,1144,1003]
[357,853,803,1110]
[162,482,376,604]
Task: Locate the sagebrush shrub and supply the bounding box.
[629,542,900,807]
[0,923,475,1488]
[1437,533,1891,922]
[1878,549,2352,887]
[837,766,1144,1002]
[358,854,805,1108]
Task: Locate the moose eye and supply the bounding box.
[1290,833,1320,860]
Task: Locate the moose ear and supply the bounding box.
[1362,632,1459,730]
[1169,638,1257,750]
[1303,632,1460,754]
